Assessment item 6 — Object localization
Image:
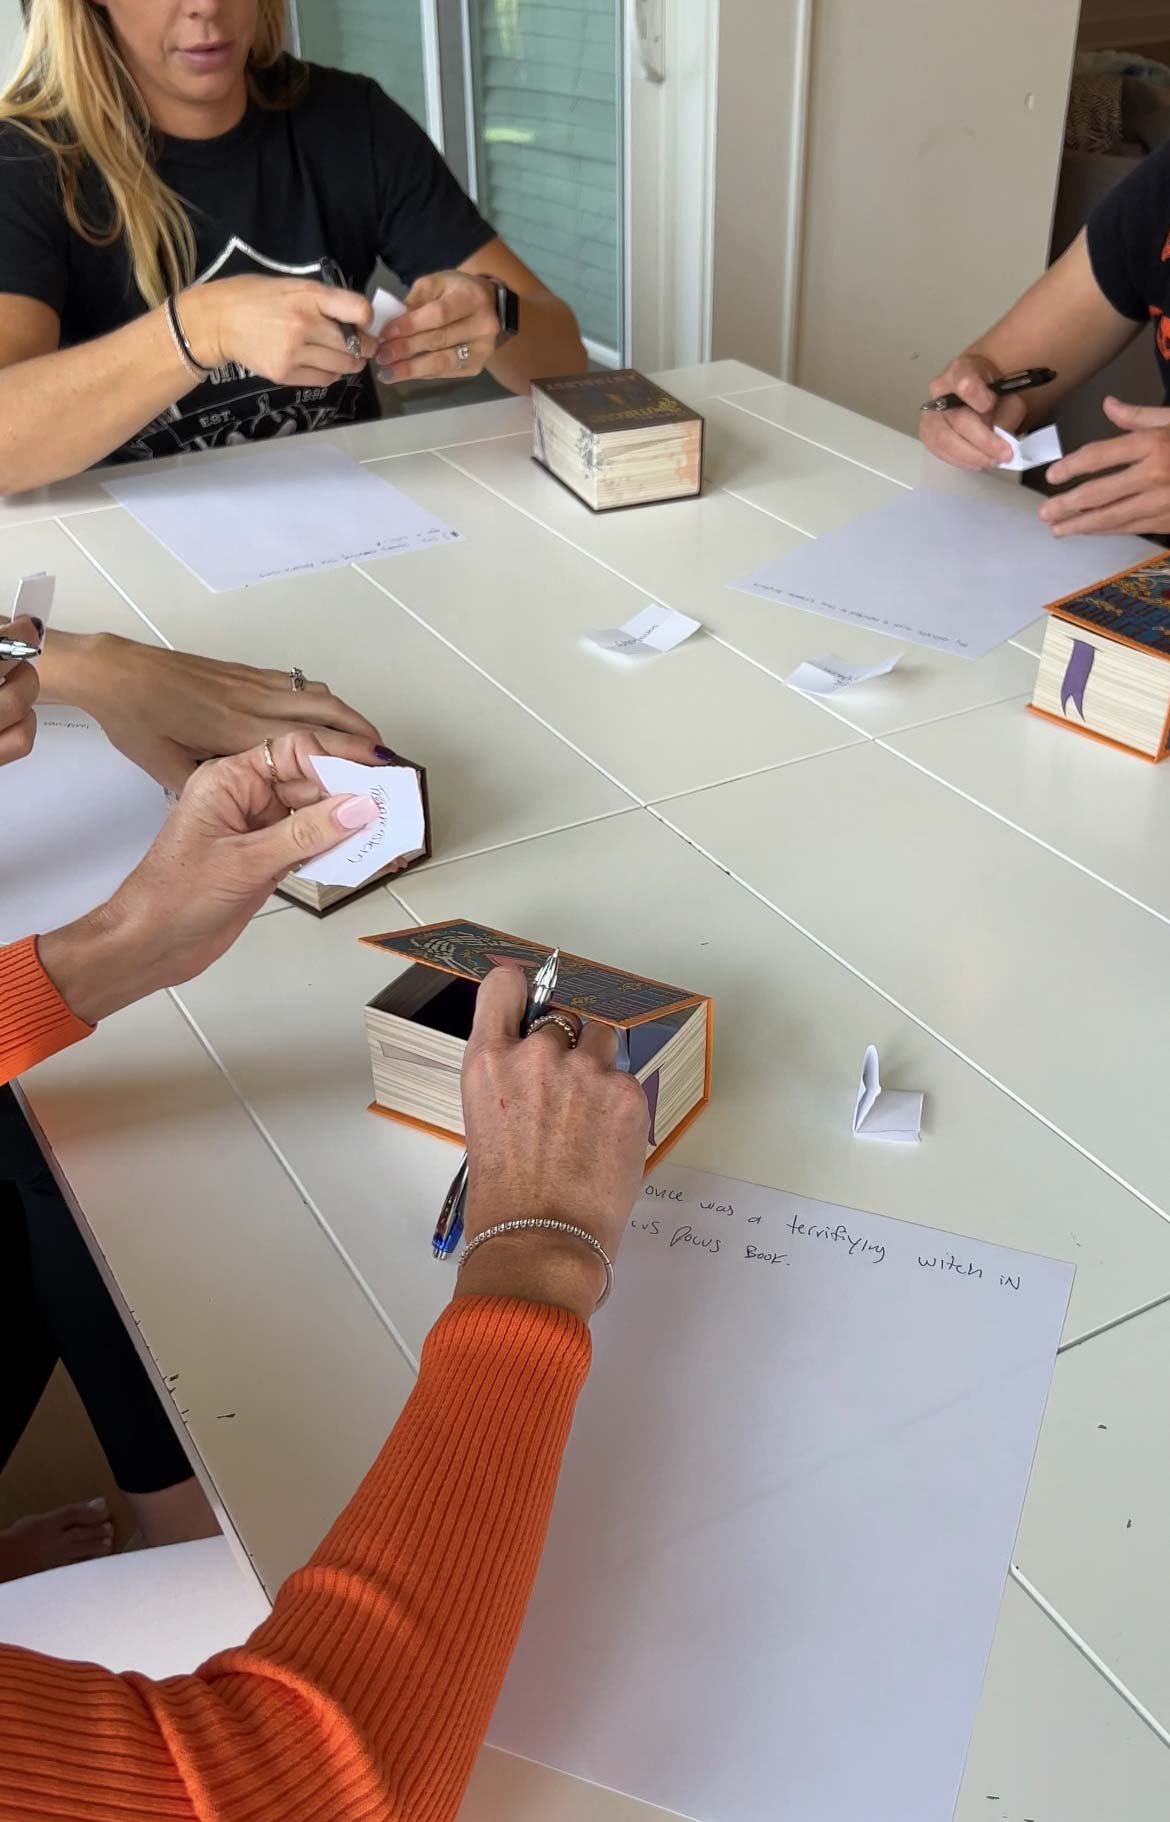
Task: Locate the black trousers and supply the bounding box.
[0,1086,192,1496]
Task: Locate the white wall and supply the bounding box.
[710,0,804,379]
[711,0,1083,431]
[1,0,24,71]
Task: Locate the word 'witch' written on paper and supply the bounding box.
[490,1159,1073,1822]
[631,1174,1030,1292]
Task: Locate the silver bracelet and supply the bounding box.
[164,293,214,381]
[459,1218,614,1310]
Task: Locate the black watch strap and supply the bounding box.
[494,281,520,344]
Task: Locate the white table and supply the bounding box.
[4,362,1169,1819]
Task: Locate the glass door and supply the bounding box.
[465,1,624,364]
[288,0,443,151]
[286,1,716,374]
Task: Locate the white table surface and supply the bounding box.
[5,361,1168,1818]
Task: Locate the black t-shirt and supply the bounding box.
[1087,143,1170,399]
[0,59,495,460]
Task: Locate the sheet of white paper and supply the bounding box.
[370,287,408,337]
[588,602,702,659]
[853,1042,923,1143]
[786,651,901,695]
[103,442,460,593]
[996,423,1063,473]
[490,1163,1074,1822]
[12,572,55,627]
[295,755,426,889]
[730,491,1150,659]
[0,709,167,944]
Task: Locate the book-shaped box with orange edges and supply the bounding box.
[360,919,712,1170]
[1030,552,1170,761]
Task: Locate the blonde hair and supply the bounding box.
[0,0,298,307]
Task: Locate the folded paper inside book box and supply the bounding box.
[361,918,712,1169]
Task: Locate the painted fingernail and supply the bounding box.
[29,617,44,639]
[378,367,399,384]
[335,792,379,829]
[373,744,400,763]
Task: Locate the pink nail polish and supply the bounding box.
[335,793,379,830]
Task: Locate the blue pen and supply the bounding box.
[433,948,561,1259]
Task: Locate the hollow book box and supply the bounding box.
[361,919,713,1169]
[1030,552,1170,761]
[531,369,704,512]
[277,752,431,913]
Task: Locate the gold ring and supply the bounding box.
[528,1013,580,1049]
[262,737,278,777]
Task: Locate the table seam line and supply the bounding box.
[878,738,1170,933]
[165,987,422,1376]
[56,516,177,649]
[645,744,872,807]
[718,395,917,489]
[873,691,1034,742]
[350,560,653,805]
[406,805,643,877]
[646,803,1170,1230]
[1057,1288,1170,1355]
[1008,1565,1170,1749]
[428,448,881,747]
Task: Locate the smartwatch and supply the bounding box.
[492,281,520,344]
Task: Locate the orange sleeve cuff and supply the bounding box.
[0,934,94,1084]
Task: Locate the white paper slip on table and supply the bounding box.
[730,491,1150,660]
[103,441,460,591]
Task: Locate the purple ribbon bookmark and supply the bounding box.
[1060,639,1095,720]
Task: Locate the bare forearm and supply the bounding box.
[34,628,105,706]
[0,309,192,493]
[488,289,586,393]
[964,234,1140,430]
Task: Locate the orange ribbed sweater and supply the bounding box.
[0,937,591,1821]
[1,935,92,1084]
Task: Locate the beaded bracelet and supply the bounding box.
[459,1218,614,1310]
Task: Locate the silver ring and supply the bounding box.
[289,666,306,693]
[262,737,277,778]
[527,1013,580,1049]
[455,343,471,368]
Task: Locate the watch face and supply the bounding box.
[496,282,520,341]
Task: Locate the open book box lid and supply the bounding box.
[1045,551,1170,664]
[360,918,706,1031]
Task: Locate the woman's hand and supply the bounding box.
[43,632,388,793]
[1040,397,1170,536]
[181,277,379,388]
[919,353,1027,471]
[37,734,378,1026]
[0,616,41,765]
[456,967,650,1323]
[376,271,500,384]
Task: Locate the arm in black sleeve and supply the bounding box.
[0,125,68,317]
[366,83,496,284]
[1086,144,1170,324]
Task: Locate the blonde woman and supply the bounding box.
[0,0,586,491]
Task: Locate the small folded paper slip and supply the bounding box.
[360,919,713,1169]
[277,752,431,913]
[1030,552,1170,761]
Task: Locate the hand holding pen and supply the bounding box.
[0,616,42,768]
[919,356,1057,475]
[319,258,365,361]
[433,948,563,1258]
